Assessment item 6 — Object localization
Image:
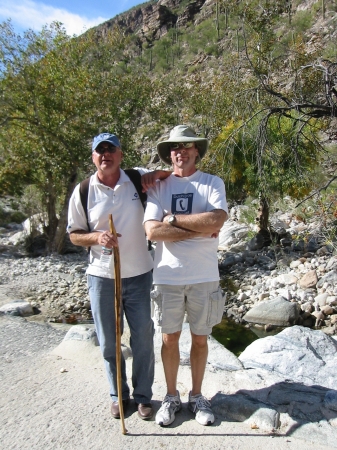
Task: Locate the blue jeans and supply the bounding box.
[88,271,154,403]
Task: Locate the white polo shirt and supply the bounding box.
[67,170,153,279]
[144,170,228,285]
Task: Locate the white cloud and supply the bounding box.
[0,0,108,35]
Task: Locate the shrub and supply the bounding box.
[291,10,313,34]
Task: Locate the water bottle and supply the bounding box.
[100,246,113,268]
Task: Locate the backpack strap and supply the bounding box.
[79,177,91,254]
[124,169,147,209]
[79,177,91,231]
[125,169,152,250]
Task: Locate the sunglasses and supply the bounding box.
[95,144,118,154]
[170,142,195,150]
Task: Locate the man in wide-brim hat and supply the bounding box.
[144,125,228,427]
[156,124,209,165]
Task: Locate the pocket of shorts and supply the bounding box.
[207,287,226,327]
[150,290,163,327]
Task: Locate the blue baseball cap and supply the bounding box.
[92,133,121,152]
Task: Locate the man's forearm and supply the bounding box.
[155,169,172,180]
[168,210,228,234]
[69,230,101,247]
[145,221,202,242]
[141,169,172,192]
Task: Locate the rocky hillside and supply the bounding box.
[95,0,215,42]
[95,0,336,50]
[90,0,337,157]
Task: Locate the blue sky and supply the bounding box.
[0,0,146,36]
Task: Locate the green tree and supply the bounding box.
[205,39,336,230]
[207,114,320,227]
[0,21,152,253]
[153,1,335,232]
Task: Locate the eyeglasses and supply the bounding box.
[170,142,195,150]
[95,144,118,154]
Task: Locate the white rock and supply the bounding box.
[314,292,329,307]
[239,326,337,389]
[283,273,299,285]
[290,260,302,268]
[327,296,337,306]
[276,289,292,301]
[0,301,34,317]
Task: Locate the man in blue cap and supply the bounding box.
[67,132,168,421]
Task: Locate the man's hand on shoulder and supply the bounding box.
[141,170,172,192]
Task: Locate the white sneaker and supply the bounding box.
[188,392,215,426]
[155,391,182,426]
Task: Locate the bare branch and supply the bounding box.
[296,175,337,207]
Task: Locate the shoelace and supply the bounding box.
[191,396,211,412]
[162,396,180,409]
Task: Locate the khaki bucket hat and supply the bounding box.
[157,125,209,165]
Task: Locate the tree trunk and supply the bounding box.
[45,177,59,254]
[254,196,272,247]
[52,171,79,254]
[256,195,269,230]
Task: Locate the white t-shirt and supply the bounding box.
[144,170,228,285]
[67,170,153,279]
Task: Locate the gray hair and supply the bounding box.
[195,144,201,164]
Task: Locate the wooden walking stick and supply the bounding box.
[109,213,127,435]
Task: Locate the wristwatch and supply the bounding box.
[168,214,176,225]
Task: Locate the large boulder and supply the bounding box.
[51,324,133,366]
[239,326,337,389]
[218,220,249,251]
[212,393,280,431]
[243,296,300,326]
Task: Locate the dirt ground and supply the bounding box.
[0,314,335,450]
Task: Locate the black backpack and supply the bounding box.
[79,169,151,250]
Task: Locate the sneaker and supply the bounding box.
[155,391,182,426]
[188,392,215,426]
